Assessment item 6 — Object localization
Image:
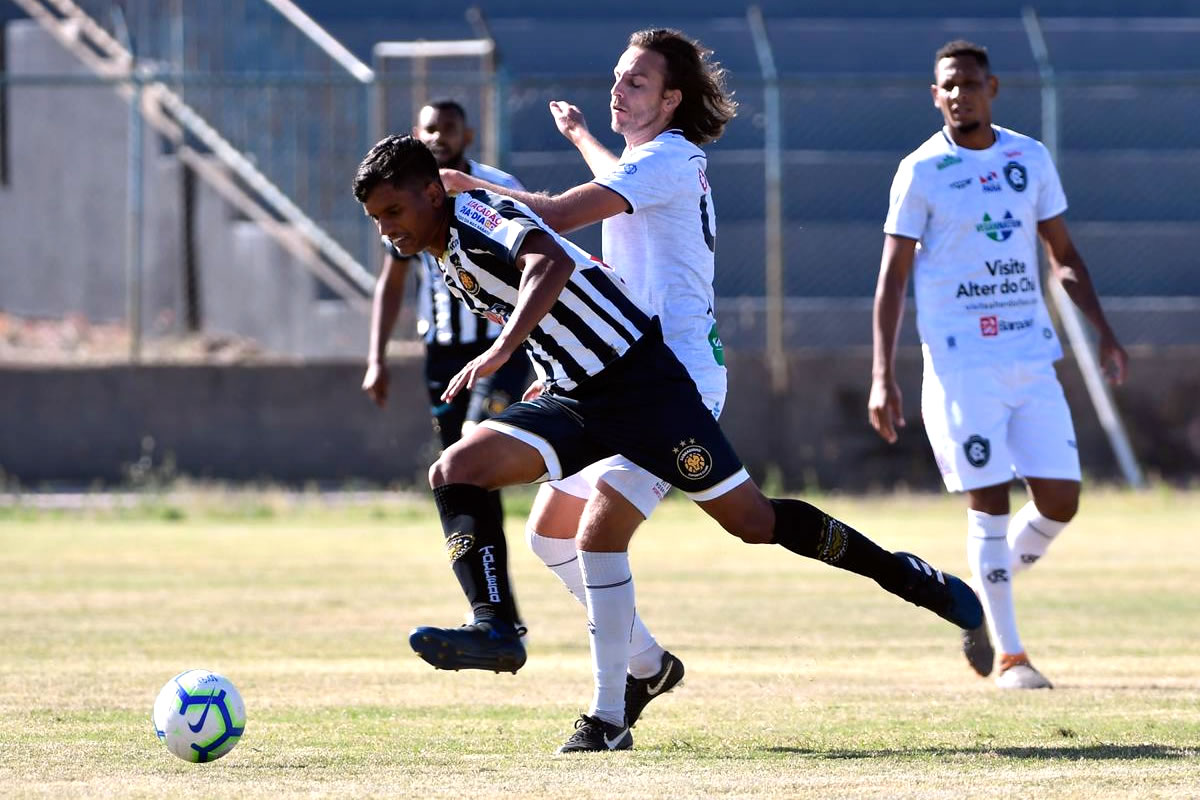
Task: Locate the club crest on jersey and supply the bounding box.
[963,435,991,468]
[1003,161,1027,192]
[445,532,475,563]
[674,439,713,480]
[457,268,481,295]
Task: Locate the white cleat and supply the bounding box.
[995,654,1053,689]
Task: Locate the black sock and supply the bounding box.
[769,498,906,593]
[432,483,519,625]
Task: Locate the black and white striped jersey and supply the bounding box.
[383,160,523,346]
[435,189,655,393]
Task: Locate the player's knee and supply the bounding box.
[428,448,483,488]
[1036,491,1079,523]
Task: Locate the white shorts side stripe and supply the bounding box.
[478,420,562,482]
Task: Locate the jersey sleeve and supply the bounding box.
[1035,146,1069,221]
[883,157,928,240]
[593,143,681,214]
[455,191,543,265]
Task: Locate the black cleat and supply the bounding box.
[961,588,995,676]
[624,650,684,728]
[408,619,527,673]
[556,714,632,753]
[894,552,984,630]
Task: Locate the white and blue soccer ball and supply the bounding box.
[152,669,246,763]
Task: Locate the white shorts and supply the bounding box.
[550,385,727,519]
[921,357,1081,493]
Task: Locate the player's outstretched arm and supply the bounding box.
[869,234,916,443]
[1038,215,1128,385]
[440,171,629,236]
[549,100,619,178]
[362,252,410,408]
[441,231,574,403]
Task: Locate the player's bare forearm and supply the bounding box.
[442,169,624,234]
[491,234,575,359]
[570,129,619,178]
[872,235,915,379]
[367,255,408,364]
[1039,216,1117,340]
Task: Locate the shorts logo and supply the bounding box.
[963,435,991,468]
[986,567,1010,584]
[1003,161,1027,192]
[445,532,475,563]
[980,316,999,336]
[817,518,849,564]
[674,439,713,481]
[457,268,480,295]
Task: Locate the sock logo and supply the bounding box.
[445,532,474,563]
[1020,554,1040,565]
[963,435,991,468]
[817,517,849,564]
[480,545,502,603]
[986,567,1010,584]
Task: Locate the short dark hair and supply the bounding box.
[352,134,439,203]
[424,98,468,123]
[935,40,990,73]
[628,28,737,146]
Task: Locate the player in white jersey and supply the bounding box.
[869,41,1128,690]
[355,133,983,754]
[441,29,730,751]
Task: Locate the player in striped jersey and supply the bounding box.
[363,100,531,447]
[353,135,984,749]
[440,28,733,751]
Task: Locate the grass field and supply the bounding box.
[1,487,1197,799]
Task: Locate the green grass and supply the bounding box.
[1,488,1198,798]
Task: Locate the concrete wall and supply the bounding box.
[3,348,1197,490]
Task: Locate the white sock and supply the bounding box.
[526,528,586,603]
[580,551,635,728]
[1008,501,1069,575]
[528,527,662,677]
[967,509,1023,655]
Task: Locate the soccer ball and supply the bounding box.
[151,669,246,763]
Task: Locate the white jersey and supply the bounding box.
[884,125,1067,370]
[594,129,726,401]
[385,160,524,346]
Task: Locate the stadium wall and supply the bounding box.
[3,348,1197,490]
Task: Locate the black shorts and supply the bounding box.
[482,322,747,499]
[425,342,533,449]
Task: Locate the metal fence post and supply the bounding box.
[747,5,786,391]
[1022,7,1146,488]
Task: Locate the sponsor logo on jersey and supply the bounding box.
[936,155,963,170]
[445,532,474,563]
[963,435,991,467]
[457,268,480,295]
[461,198,503,232]
[674,439,713,480]
[976,210,1022,241]
[484,303,508,325]
[949,178,972,189]
[1003,161,1028,192]
[1004,149,1023,158]
[980,315,1034,336]
[708,323,725,366]
[979,171,1002,192]
[698,168,709,192]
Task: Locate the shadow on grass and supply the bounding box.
[767,743,1197,760]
